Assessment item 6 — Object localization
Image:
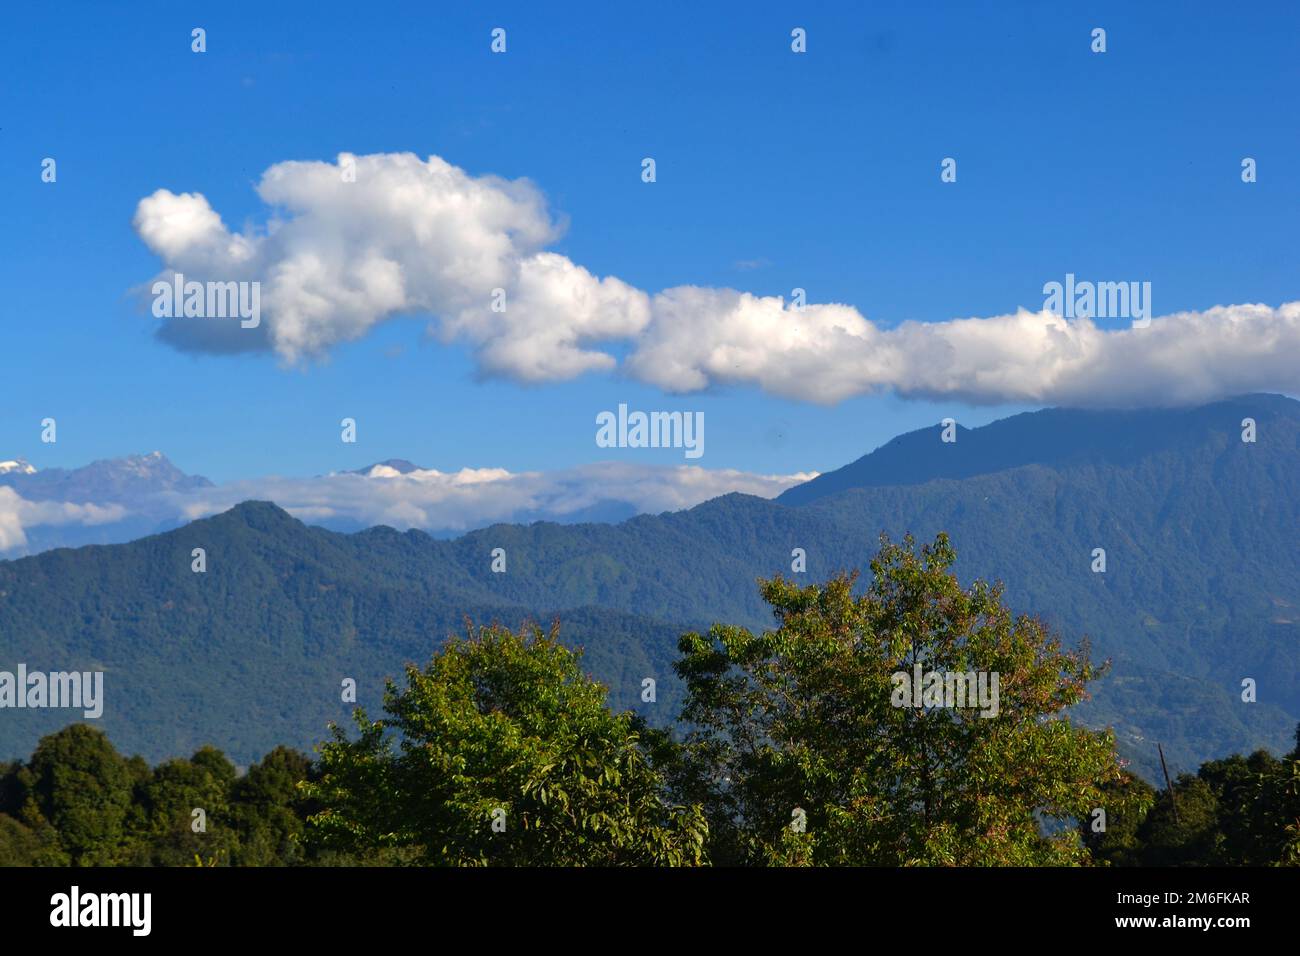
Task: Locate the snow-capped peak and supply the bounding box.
[0,458,36,475]
[351,458,424,477]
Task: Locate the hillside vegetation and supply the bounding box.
[0,396,1296,783]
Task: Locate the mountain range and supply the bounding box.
[0,452,752,552]
[0,451,213,553]
[0,394,1296,785]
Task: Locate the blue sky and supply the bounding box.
[2,0,1297,485]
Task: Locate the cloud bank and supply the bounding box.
[0,488,126,553]
[0,462,812,555]
[172,461,814,534]
[134,152,1300,407]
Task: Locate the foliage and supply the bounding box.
[672,533,1134,865]
[1,527,1298,868]
[303,622,707,866]
[0,725,316,867]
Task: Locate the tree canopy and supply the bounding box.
[671,533,1143,865]
[302,621,707,866]
[2,534,1297,868]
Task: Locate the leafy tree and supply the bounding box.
[1267,743,1300,865]
[229,747,315,866]
[1079,772,1157,866]
[0,761,21,816]
[303,622,707,866]
[1132,773,1222,866]
[16,724,136,865]
[0,813,43,866]
[130,746,238,866]
[672,533,1135,865]
[1194,751,1281,864]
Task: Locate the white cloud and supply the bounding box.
[134,153,648,378]
[171,462,814,534]
[1,454,811,554]
[133,151,1300,407]
[626,287,887,402]
[0,490,24,552]
[629,292,1300,407]
[0,488,127,554]
[442,252,649,382]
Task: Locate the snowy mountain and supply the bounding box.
[0,452,213,554]
[0,451,212,503]
[0,459,36,476]
[350,458,425,476]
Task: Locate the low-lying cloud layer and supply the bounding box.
[174,461,813,532]
[134,152,1300,407]
[0,461,813,556]
[0,488,125,553]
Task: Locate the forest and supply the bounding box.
[2,534,1296,867]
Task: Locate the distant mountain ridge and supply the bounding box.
[0,395,1296,784]
[778,393,1294,504]
[0,451,213,503]
[0,452,213,553]
[0,453,724,553]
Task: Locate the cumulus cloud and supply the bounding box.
[133,151,1300,407]
[626,288,888,402]
[170,462,814,535]
[0,488,127,554]
[134,153,649,378]
[633,294,1300,407]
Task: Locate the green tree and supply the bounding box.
[1268,737,1300,865]
[1133,773,1222,865]
[673,533,1134,865]
[303,622,707,866]
[1123,736,1300,867]
[0,813,44,866]
[17,724,135,865]
[1194,751,1284,864]
[229,747,315,866]
[1204,731,1300,866]
[130,746,239,866]
[1079,771,1157,866]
